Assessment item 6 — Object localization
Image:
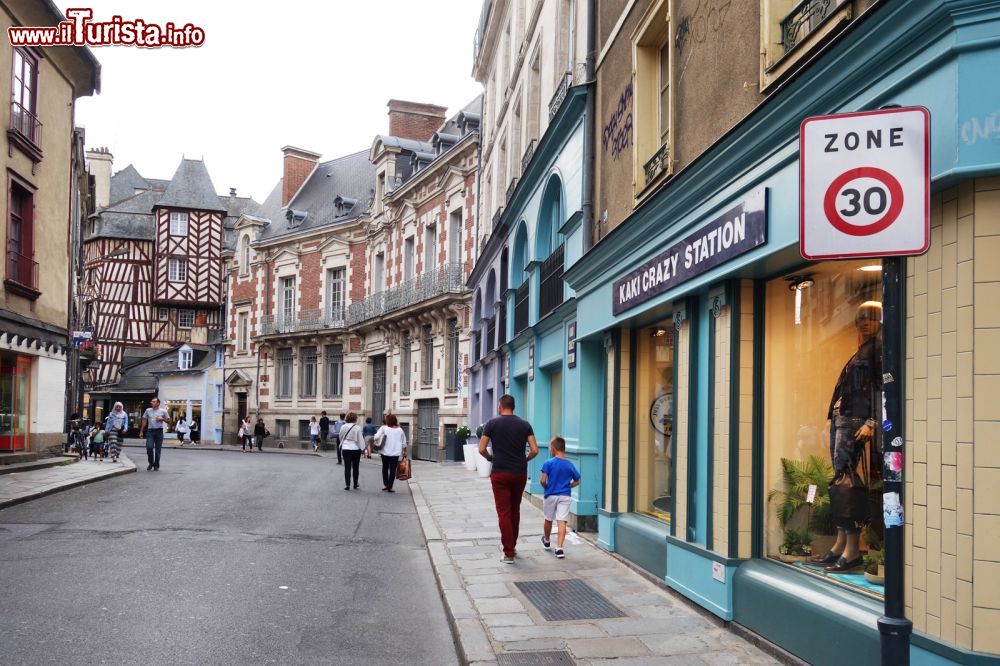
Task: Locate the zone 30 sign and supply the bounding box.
[800,106,930,260]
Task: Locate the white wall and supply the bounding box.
[31,355,66,434]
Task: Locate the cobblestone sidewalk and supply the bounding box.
[0,453,136,509]
[409,461,781,665]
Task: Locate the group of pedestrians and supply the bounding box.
[337,412,407,492]
[68,403,128,464]
[238,415,268,452]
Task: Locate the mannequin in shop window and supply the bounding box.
[812,301,882,573]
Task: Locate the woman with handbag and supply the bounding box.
[339,412,367,490]
[104,401,128,463]
[811,302,882,573]
[375,414,407,492]
[239,415,254,452]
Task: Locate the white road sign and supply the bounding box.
[800,107,929,260]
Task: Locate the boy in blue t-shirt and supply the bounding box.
[539,436,581,558]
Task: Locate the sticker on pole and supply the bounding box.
[800,107,930,260]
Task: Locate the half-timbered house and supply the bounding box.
[82,154,257,435]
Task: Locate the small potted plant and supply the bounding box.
[768,455,837,557]
[456,425,476,470]
[864,548,885,585]
[778,527,814,563]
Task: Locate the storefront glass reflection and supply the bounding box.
[0,352,30,451]
[764,260,884,596]
[635,324,674,521]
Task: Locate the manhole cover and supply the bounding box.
[497,651,575,665]
[514,579,626,621]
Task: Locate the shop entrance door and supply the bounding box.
[0,354,30,452]
[371,356,386,425]
[414,399,439,462]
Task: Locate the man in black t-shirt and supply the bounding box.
[319,411,330,451]
[479,394,539,563]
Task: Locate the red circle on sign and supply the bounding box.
[823,167,904,237]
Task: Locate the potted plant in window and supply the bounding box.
[864,548,885,585]
[768,455,837,559]
[778,526,814,563]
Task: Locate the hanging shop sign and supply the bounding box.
[567,322,577,369]
[799,106,930,259]
[612,189,767,315]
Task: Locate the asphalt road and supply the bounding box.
[0,450,458,665]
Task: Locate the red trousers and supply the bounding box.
[490,471,528,557]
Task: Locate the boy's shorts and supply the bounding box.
[543,495,572,522]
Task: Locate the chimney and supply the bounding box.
[281,146,321,206]
[229,187,237,197]
[86,147,113,208]
[387,100,448,142]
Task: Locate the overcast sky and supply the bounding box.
[74,0,485,202]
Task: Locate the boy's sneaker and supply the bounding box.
[540,535,551,549]
[500,555,515,564]
[554,548,565,559]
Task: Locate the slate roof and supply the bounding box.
[87,189,161,241]
[155,159,228,213]
[258,150,374,242]
[108,164,151,207]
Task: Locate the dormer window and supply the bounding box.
[179,347,193,370]
[333,196,357,217]
[169,211,188,236]
[458,111,481,136]
[431,132,459,155]
[286,209,307,228]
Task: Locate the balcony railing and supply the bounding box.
[514,282,530,335]
[5,249,38,294]
[505,177,519,205]
[780,0,834,53]
[643,143,669,185]
[9,101,42,149]
[538,244,565,320]
[346,262,466,326]
[472,329,482,363]
[260,307,346,336]
[521,139,536,175]
[549,71,572,121]
[486,315,497,354]
[497,301,506,349]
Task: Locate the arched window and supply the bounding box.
[473,289,483,361]
[536,177,563,259]
[484,270,497,353]
[512,223,530,334]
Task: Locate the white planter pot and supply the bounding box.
[463,444,478,471]
[475,451,493,478]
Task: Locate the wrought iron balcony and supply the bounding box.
[491,206,504,232]
[521,139,536,175]
[538,244,565,321]
[780,0,834,53]
[549,72,572,121]
[514,282,530,335]
[505,177,519,205]
[260,307,346,336]
[346,262,466,326]
[9,101,42,150]
[643,143,669,185]
[5,249,39,296]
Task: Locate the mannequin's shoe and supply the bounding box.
[810,551,840,565]
[825,556,863,573]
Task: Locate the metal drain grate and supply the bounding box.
[514,579,626,621]
[497,651,576,665]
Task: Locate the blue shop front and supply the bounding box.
[565,2,1000,663]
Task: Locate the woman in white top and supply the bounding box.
[375,413,408,493]
[339,412,367,490]
[309,416,321,452]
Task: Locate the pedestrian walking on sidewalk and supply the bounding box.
[254,417,267,451]
[319,411,330,451]
[104,401,128,463]
[309,416,321,452]
[175,416,189,445]
[339,412,367,490]
[362,417,377,452]
[239,415,253,452]
[479,394,539,563]
[91,425,106,461]
[139,397,170,471]
[334,413,346,465]
[540,436,581,559]
[375,414,407,492]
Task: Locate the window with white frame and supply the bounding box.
[326,267,345,321]
[404,237,415,282]
[276,348,293,398]
[373,253,385,294]
[634,0,672,191]
[168,258,187,282]
[238,312,249,352]
[449,209,463,265]
[178,309,195,329]
[158,307,169,321]
[240,236,251,275]
[169,211,189,236]
[179,348,193,370]
[276,420,290,438]
[421,324,433,385]
[280,276,295,325]
[324,344,343,398]
[300,346,317,398]
[424,224,437,271]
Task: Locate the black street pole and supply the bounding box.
[878,255,912,664]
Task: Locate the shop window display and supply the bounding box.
[764,260,884,595]
[0,353,30,451]
[634,324,674,521]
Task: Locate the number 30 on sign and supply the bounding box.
[799,106,930,260]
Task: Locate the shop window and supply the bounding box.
[324,344,343,398]
[764,260,883,596]
[276,348,293,399]
[634,324,674,521]
[0,353,31,452]
[300,346,317,398]
[633,0,672,193]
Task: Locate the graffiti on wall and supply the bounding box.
[602,79,633,160]
[961,109,1000,146]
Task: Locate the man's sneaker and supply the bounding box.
[540,535,551,549]
[554,548,565,559]
[500,555,515,564]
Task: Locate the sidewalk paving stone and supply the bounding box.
[0,453,136,510]
[409,461,786,665]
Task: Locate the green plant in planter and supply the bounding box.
[768,455,835,534]
[863,548,884,575]
[456,425,472,440]
[475,423,486,439]
[779,527,814,557]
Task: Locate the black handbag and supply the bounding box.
[829,440,871,524]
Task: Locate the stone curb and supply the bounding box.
[0,453,137,510]
[410,471,497,665]
[120,442,322,457]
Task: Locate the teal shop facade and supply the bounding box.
[566,1,1000,664]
